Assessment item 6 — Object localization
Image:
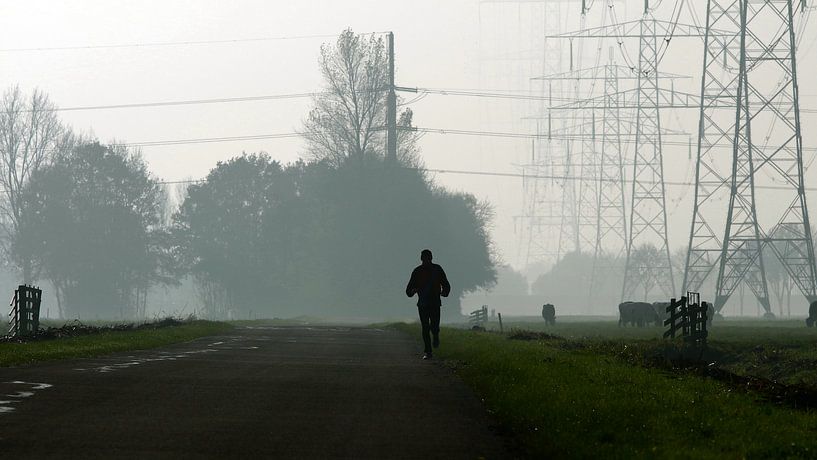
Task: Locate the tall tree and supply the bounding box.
[173,154,297,318]
[0,86,73,281]
[302,29,419,166]
[16,142,168,318]
[173,153,495,320]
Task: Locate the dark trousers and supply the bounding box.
[417,304,440,353]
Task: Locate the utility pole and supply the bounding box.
[387,32,397,162]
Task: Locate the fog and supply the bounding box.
[0,1,815,320]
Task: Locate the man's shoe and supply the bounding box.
[432,335,440,348]
[422,353,432,360]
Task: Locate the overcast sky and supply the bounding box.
[0,0,814,275]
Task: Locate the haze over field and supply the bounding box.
[0,1,814,318]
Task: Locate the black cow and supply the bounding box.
[542,304,556,325]
[704,302,715,326]
[619,301,659,327]
[807,301,817,327]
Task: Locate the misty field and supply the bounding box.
[396,319,817,459]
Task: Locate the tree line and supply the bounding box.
[2,29,496,320]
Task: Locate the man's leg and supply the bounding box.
[417,306,432,355]
[431,305,441,348]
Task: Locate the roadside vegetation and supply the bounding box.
[394,322,817,459]
[0,320,232,367]
[488,318,817,388]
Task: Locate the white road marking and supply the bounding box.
[0,381,53,415]
[74,337,258,373]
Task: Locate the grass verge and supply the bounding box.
[0,320,233,367]
[393,323,817,459]
[481,319,817,389]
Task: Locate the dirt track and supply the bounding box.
[0,326,511,459]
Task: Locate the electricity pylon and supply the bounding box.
[533,64,623,312]
[532,61,691,311]
[480,0,575,270]
[685,0,816,314]
[549,14,711,301]
[682,0,744,302]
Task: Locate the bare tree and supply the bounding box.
[0,86,70,281]
[630,243,661,301]
[302,29,420,166]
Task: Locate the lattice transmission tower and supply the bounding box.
[537,61,691,310]
[683,0,816,315]
[550,9,711,302]
[477,0,576,270]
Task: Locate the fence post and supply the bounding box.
[20,286,29,335]
[498,312,503,333]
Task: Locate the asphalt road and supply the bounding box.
[0,326,511,459]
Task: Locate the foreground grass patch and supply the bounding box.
[0,320,233,367]
[395,324,817,459]
[485,319,817,390]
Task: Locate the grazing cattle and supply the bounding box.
[807,301,817,327]
[619,302,660,327]
[541,304,556,325]
[704,302,715,326]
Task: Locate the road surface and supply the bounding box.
[0,326,511,459]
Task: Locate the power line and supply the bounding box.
[112,128,817,153]
[0,34,343,53]
[113,133,302,147]
[54,93,321,112]
[15,86,817,113]
[49,89,580,112]
[159,166,817,193]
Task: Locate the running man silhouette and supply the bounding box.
[405,249,451,360]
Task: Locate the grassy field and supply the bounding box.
[487,317,817,388]
[0,320,233,367]
[395,320,817,459]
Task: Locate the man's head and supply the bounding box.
[420,249,433,264]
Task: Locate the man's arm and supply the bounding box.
[439,266,451,297]
[406,268,418,297]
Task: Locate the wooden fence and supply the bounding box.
[469,305,488,327]
[663,292,708,348]
[7,285,43,338]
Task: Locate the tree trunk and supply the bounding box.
[22,258,32,285]
[786,285,792,317]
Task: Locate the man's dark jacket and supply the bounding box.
[405,263,451,307]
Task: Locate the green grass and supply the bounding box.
[489,317,817,342]
[486,318,817,389]
[395,323,817,459]
[0,320,233,367]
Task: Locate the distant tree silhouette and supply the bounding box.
[531,251,624,313]
[16,142,169,318]
[474,264,526,296]
[629,243,662,300]
[173,153,495,319]
[173,153,297,318]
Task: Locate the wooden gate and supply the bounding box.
[663,292,708,348]
[8,285,42,338]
